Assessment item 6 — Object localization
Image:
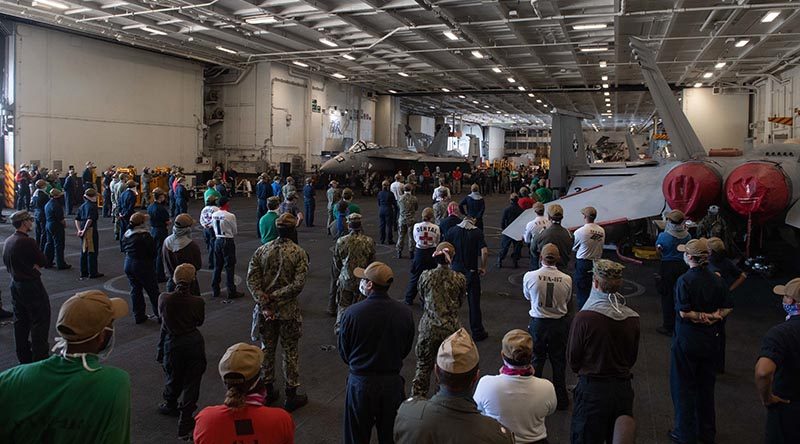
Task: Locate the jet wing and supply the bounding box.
[417,154,468,163]
[367,151,421,161]
[503,164,673,240]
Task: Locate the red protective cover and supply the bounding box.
[662,161,722,220]
[725,161,792,222]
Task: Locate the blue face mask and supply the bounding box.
[783,303,800,319]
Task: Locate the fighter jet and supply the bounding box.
[504,37,800,253]
[319,125,470,175]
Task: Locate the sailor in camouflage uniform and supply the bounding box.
[246,212,309,412]
[432,193,450,225]
[333,213,376,334]
[396,184,418,259]
[411,242,467,397]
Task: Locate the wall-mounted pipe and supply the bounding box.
[206,66,251,86]
[76,0,219,23]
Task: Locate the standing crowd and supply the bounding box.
[0,162,796,444]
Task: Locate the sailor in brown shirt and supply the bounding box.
[157,263,206,440]
[568,259,640,444]
[162,213,203,295]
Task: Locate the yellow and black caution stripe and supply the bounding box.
[4,163,15,208]
[653,133,670,140]
[768,116,794,126]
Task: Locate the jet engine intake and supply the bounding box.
[725,161,792,222]
[662,161,722,220]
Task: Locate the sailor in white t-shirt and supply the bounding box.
[524,202,551,271]
[572,206,605,309]
[522,243,572,410]
[474,329,557,443]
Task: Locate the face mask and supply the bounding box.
[54,326,115,372]
[608,293,627,314]
[783,303,799,319]
[359,279,369,296]
[683,253,692,267]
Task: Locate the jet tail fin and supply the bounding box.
[625,133,639,161]
[630,37,706,160]
[550,109,593,191]
[423,125,451,156]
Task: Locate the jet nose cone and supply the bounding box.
[320,157,340,174]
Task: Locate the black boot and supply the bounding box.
[283,386,308,412]
[264,383,280,405]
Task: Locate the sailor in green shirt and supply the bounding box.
[0,289,132,444]
[204,179,221,204]
[333,188,361,218]
[259,196,281,244]
[534,180,553,203]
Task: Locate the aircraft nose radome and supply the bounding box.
[320,158,340,173]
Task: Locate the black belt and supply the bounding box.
[579,374,633,382]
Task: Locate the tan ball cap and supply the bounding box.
[173,263,197,284]
[218,343,264,384]
[174,213,194,228]
[354,261,394,286]
[547,204,563,219]
[666,209,686,224]
[437,328,479,374]
[57,290,129,342]
[541,243,560,260]
[276,213,297,227]
[581,206,597,218]
[677,238,709,256]
[706,237,725,253]
[773,278,800,301]
[502,329,533,362]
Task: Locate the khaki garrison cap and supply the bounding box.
[774,278,800,301]
[354,262,394,286]
[677,238,709,256]
[218,343,263,384]
[437,328,479,374]
[592,259,625,280]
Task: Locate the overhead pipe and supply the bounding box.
[76,0,219,23]
[206,66,252,86]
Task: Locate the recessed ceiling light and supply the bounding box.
[599,61,608,68]
[245,15,277,25]
[388,90,397,94]
[543,104,548,108]
[703,72,713,78]
[292,61,309,68]
[443,30,458,41]
[216,46,238,54]
[504,114,509,117]
[714,62,726,69]
[398,72,409,77]
[471,50,484,59]
[735,39,749,48]
[492,67,502,73]
[484,105,490,108]
[472,100,479,104]
[507,77,516,83]
[429,106,436,109]
[535,99,542,103]
[694,82,703,88]
[761,11,780,23]
[573,23,608,31]
[517,86,525,91]
[602,84,609,88]
[319,38,338,47]
[101,1,128,8]
[605,98,611,102]
[601,75,608,81]
[332,73,347,79]
[580,47,608,53]
[496,111,502,114]
[342,54,356,60]
[458,95,466,99]
[441,88,451,92]
[33,0,69,9]
[528,93,535,97]
[604,92,610,96]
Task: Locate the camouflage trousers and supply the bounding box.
[396,222,414,256]
[259,319,302,388]
[411,323,459,397]
[328,258,339,313]
[334,288,364,335]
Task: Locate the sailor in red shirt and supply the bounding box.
[517,187,536,210]
[194,343,294,444]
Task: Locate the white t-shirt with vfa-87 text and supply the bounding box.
[523,265,572,319]
[573,223,605,260]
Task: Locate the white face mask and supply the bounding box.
[358,279,369,296]
[55,326,115,372]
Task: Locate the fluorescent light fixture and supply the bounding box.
[245,15,277,24]
[507,77,516,83]
[441,88,451,92]
[496,111,502,114]
[472,100,479,104]
[342,54,356,60]
[142,27,167,36]
[492,67,502,73]
[761,11,780,23]
[504,114,509,117]
[517,86,525,91]
[33,0,69,9]
[319,38,338,47]
[388,90,397,94]
[606,104,612,107]
[599,61,608,68]
[693,82,703,88]
[429,106,436,109]
[484,105,490,108]
[601,75,608,81]
[735,39,749,48]
[528,93,535,97]
[122,24,146,30]
[602,84,609,88]
[332,73,347,79]
[702,72,713,78]
[605,98,611,102]
[580,47,608,52]
[157,19,183,25]
[714,62,726,69]
[397,72,409,77]
[101,1,128,9]
[604,92,610,96]
[458,95,466,99]
[543,104,548,108]
[443,30,458,41]
[471,50,484,59]
[292,61,309,68]
[535,99,542,103]
[216,46,238,54]
[573,23,608,31]
[64,7,90,14]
